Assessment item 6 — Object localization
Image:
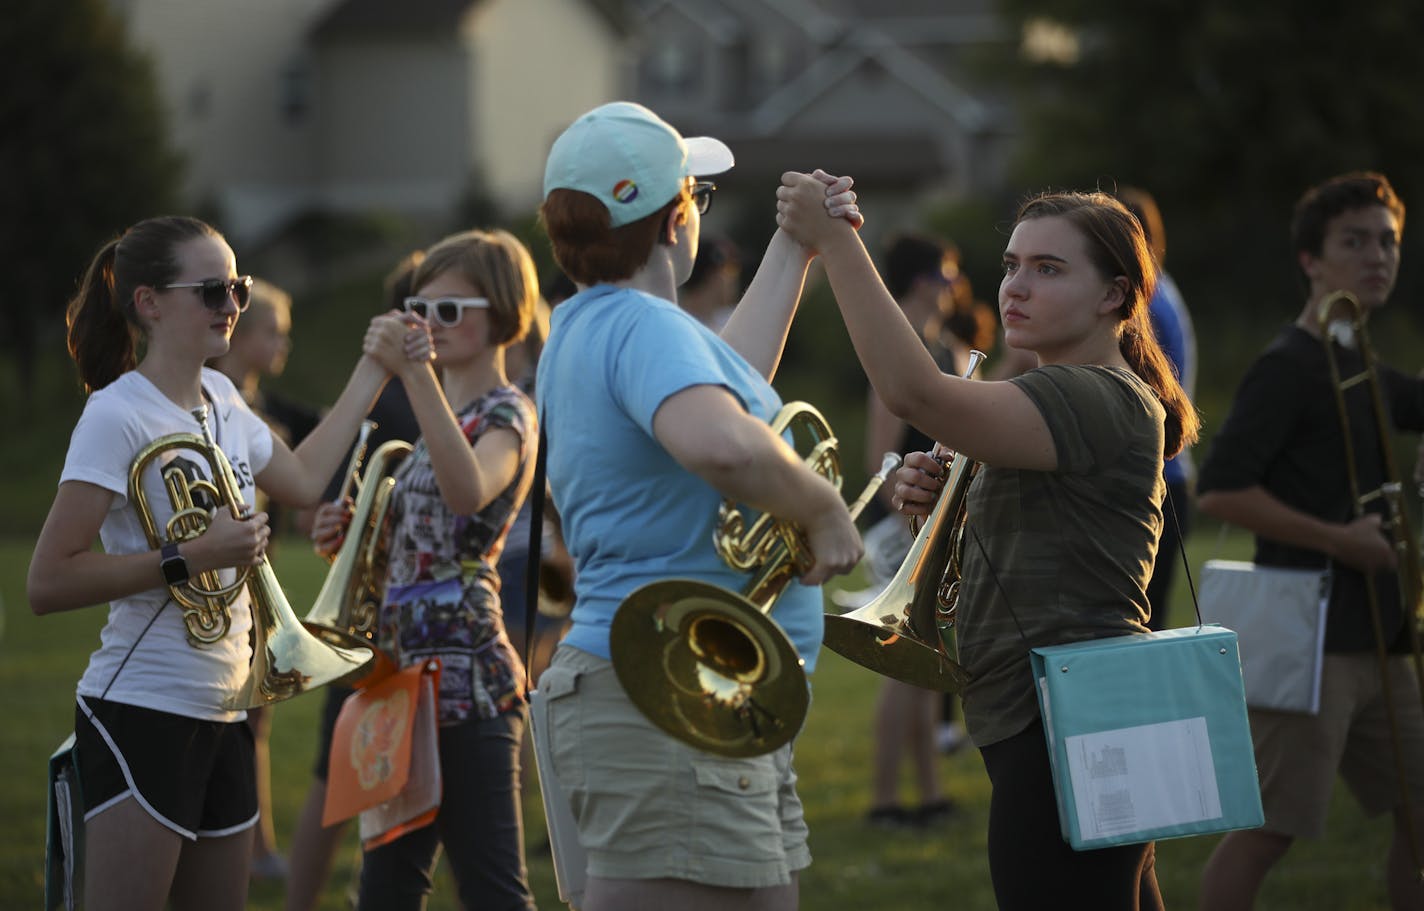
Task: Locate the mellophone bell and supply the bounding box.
[820,349,987,693]
[129,405,376,709]
[609,401,900,758]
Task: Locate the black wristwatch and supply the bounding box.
[159,542,190,586]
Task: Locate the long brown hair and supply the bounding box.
[1014,191,1200,458]
[65,215,221,392]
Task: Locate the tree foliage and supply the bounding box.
[988,0,1424,320]
[0,0,182,403]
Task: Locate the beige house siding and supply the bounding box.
[314,37,472,218]
[111,0,625,242]
[118,0,334,237]
[468,0,626,219]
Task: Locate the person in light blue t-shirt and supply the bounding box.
[533,101,863,911]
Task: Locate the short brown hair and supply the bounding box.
[540,186,692,285]
[1291,171,1405,259]
[411,229,537,347]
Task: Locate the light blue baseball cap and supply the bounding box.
[543,102,734,228]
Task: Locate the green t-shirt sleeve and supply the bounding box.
[1009,365,1164,474]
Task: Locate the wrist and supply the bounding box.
[159,541,190,586]
[771,227,816,265]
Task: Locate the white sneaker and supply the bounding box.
[936,722,968,755]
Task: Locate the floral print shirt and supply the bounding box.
[380,384,536,724]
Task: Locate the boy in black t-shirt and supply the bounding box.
[1197,172,1424,911]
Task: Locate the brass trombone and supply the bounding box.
[820,350,987,692]
[1317,289,1424,877]
[610,402,896,758]
[129,407,376,709]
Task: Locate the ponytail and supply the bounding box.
[64,216,221,393]
[66,239,139,393]
[1119,311,1199,459]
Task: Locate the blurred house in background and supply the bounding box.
[630,0,1015,205]
[113,0,627,244]
[111,0,1014,247]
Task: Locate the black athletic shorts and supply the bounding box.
[74,696,257,839]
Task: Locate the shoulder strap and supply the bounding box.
[522,426,547,689]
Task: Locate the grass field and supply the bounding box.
[0,531,1401,910]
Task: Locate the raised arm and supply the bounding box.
[775,172,1054,471]
[364,313,522,515]
[720,171,861,380]
[256,351,390,508]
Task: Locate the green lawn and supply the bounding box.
[0,532,1398,910]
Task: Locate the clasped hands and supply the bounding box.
[363,310,435,376]
[777,168,865,252]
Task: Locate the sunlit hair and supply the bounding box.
[1014,191,1200,458]
[65,215,222,393]
[1290,171,1405,264]
[411,229,538,347]
[540,185,693,285]
[1117,186,1167,265]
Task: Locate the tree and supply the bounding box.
[0,0,182,407]
[986,0,1424,321]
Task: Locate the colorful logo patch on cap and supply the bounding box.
[612,179,639,204]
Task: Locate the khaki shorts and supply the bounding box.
[1251,653,1424,839]
[538,645,810,888]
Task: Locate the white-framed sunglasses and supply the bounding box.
[402,296,490,327]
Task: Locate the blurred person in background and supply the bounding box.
[208,276,323,881]
[310,228,541,910]
[284,252,426,911]
[28,214,397,911]
[536,102,863,911]
[679,234,743,332]
[1196,171,1424,911]
[778,178,1197,909]
[836,232,991,829]
[1117,187,1197,631]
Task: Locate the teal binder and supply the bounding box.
[1031,625,1264,850]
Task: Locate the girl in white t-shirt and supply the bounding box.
[27,215,416,911]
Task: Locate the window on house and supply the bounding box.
[280,58,311,124]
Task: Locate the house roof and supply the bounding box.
[744,29,991,137]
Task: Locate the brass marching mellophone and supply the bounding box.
[303,420,412,683]
[129,407,376,709]
[819,350,987,692]
[610,402,896,758]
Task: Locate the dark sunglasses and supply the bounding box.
[159,276,253,312]
[403,296,490,327]
[692,180,716,216]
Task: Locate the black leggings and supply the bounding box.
[981,722,1164,911]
